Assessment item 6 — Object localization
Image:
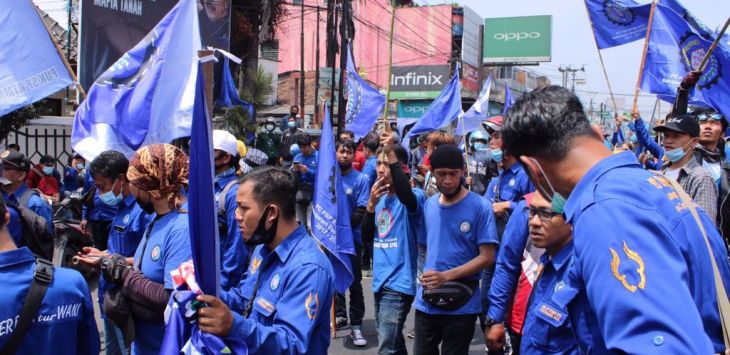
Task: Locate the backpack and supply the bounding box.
[7,189,55,260]
[217,180,238,236]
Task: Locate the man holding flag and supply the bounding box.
[197,166,335,354]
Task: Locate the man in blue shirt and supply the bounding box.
[0,151,53,233]
[362,138,426,355]
[63,153,85,196]
[87,150,154,355]
[292,134,319,230]
[517,192,578,354]
[501,85,730,353]
[0,198,100,355]
[333,139,370,346]
[81,165,117,249]
[213,130,251,290]
[360,138,379,188]
[414,144,498,355]
[197,166,335,354]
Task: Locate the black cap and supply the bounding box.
[653,113,699,137]
[1,150,30,172]
[429,144,465,170]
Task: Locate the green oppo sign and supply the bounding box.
[483,15,552,64]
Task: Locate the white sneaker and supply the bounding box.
[350,329,367,347]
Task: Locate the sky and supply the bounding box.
[418,0,727,119]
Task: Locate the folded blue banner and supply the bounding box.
[215,57,255,121]
[188,62,221,297]
[345,45,386,140]
[641,4,730,119]
[585,0,652,49]
[72,0,200,160]
[456,75,492,135]
[310,104,354,293]
[503,84,514,115]
[407,65,462,138]
[0,0,73,117]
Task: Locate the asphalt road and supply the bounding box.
[329,275,487,355]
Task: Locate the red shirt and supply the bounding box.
[353,143,366,171]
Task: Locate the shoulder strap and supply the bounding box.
[218,179,238,215]
[654,171,730,349]
[0,258,54,354]
[19,188,40,208]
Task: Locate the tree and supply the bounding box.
[241,66,274,109]
[0,102,54,142]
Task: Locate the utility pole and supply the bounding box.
[558,65,584,93]
[300,1,306,123]
[337,0,350,137]
[314,5,321,126]
[329,2,339,118]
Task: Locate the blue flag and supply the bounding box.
[503,85,514,115]
[407,66,462,138]
[640,4,730,118]
[188,62,221,297]
[0,0,73,117]
[72,0,201,160]
[456,75,492,135]
[310,104,354,294]
[585,0,652,49]
[345,45,386,140]
[215,57,255,121]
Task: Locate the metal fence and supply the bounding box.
[3,127,74,170]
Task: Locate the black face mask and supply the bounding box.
[246,205,278,246]
[136,191,156,214]
[438,181,463,199]
[338,162,352,171]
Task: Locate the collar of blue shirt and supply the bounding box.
[271,225,308,263]
[122,193,137,208]
[563,152,639,224]
[0,247,34,268]
[539,240,574,271]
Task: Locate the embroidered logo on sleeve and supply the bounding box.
[305,292,320,320]
[610,241,646,293]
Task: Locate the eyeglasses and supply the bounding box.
[527,207,562,222]
[697,113,723,122]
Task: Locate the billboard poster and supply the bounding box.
[79,0,231,90]
[390,65,450,99]
[461,6,482,68]
[483,15,552,64]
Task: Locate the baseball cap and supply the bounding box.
[481,115,504,134]
[212,130,238,156]
[1,150,30,172]
[653,113,699,138]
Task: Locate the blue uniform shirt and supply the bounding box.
[0,247,100,354]
[415,192,498,315]
[341,169,370,246]
[7,206,22,246]
[361,156,377,188]
[633,117,665,162]
[5,184,54,234]
[373,188,427,295]
[215,168,250,291]
[487,200,532,322]
[293,151,319,188]
[132,210,192,355]
[521,241,579,355]
[220,225,335,355]
[561,152,730,353]
[483,162,534,209]
[82,173,116,221]
[63,167,81,192]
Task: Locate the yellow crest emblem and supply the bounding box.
[250,257,262,275]
[305,292,319,320]
[610,241,646,292]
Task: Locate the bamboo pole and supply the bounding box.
[632,0,657,115]
[381,0,397,133]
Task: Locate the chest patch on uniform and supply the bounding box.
[270,273,281,291]
[554,280,566,293]
[536,301,567,327]
[509,178,516,187]
[123,214,130,224]
[305,291,319,320]
[256,297,275,314]
[250,257,262,275]
[150,245,161,261]
[459,221,471,233]
[345,187,353,195]
[376,209,394,238]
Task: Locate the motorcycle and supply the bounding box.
[51,188,95,279]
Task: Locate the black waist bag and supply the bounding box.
[422,280,478,311]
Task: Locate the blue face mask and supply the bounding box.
[491,148,503,163]
[472,142,488,151]
[76,163,85,170]
[99,178,123,206]
[287,121,296,128]
[42,166,53,175]
[665,141,691,163]
[629,135,638,144]
[531,158,567,214]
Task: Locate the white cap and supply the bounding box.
[212,130,238,156]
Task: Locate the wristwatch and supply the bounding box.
[485,317,500,328]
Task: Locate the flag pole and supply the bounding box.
[381,0,396,133]
[698,16,730,72]
[31,0,87,99]
[632,0,657,115]
[460,115,472,191]
[582,1,618,114]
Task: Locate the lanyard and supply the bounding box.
[133,216,160,271]
[243,254,272,318]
